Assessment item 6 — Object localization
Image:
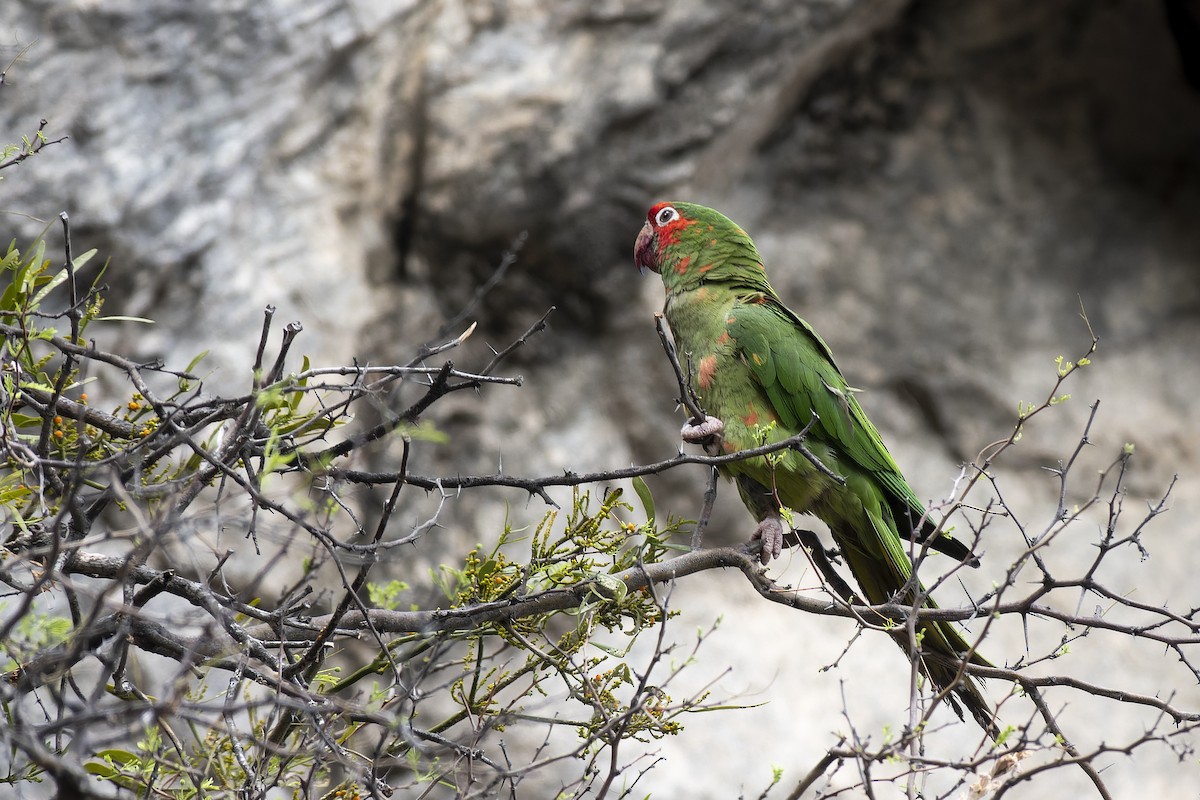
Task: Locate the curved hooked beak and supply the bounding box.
[634,221,659,275]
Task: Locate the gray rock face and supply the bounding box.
[4,0,1199,795]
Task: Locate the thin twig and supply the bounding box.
[654,313,707,425]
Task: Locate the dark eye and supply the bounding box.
[654,206,679,226]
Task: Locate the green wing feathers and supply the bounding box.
[728,296,995,733]
[728,300,925,525]
[728,299,976,563]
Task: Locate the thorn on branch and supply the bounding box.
[482,306,554,376]
[408,321,479,367]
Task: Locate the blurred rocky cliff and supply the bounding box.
[3,0,1199,796]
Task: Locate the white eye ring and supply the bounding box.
[654,206,679,226]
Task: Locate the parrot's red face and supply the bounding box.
[634,202,689,275]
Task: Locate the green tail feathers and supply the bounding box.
[835,528,997,738]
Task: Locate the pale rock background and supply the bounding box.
[3,0,1200,797]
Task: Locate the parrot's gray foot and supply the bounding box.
[681,415,724,445]
[752,515,785,565]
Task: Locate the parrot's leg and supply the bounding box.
[752,514,784,565]
[680,414,724,445]
[734,475,787,565]
[681,415,725,457]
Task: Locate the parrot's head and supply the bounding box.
[634,201,764,290]
[634,201,699,276]
[634,202,673,275]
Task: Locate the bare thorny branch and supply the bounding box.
[0,226,1191,800]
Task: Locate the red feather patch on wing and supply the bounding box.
[698,354,717,391]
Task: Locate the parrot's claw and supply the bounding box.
[752,515,785,565]
[681,415,725,445]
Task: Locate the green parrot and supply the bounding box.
[634,201,995,736]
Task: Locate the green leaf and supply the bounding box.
[631,475,655,523]
[83,763,120,778]
[255,385,289,411]
[592,572,628,603]
[401,420,449,444]
[184,349,210,375]
[9,412,43,428]
[44,616,72,643]
[93,315,155,324]
[71,248,98,271]
[591,640,634,657]
[29,266,68,307]
[0,238,45,315]
[290,355,311,411]
[92,748,140,767]
[367,579,411,610]
[778,506,796,527]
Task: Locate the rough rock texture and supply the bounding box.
[4,0,1200,796]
